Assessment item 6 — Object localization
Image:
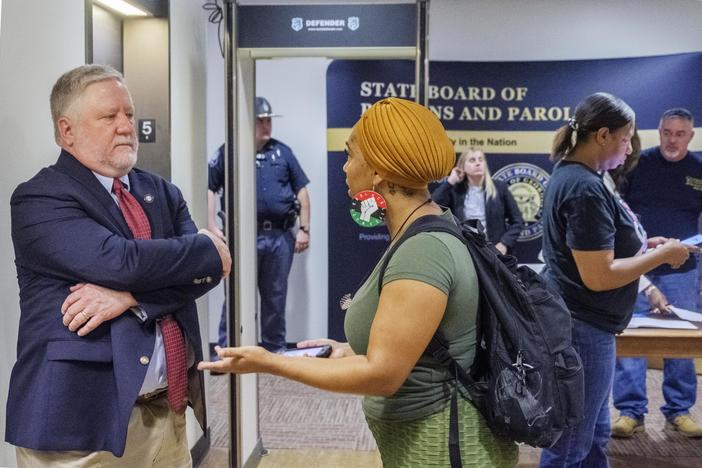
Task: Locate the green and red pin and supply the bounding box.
[350,190,387,228]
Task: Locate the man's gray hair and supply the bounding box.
[660,107,694,127]
[50,64,126,144]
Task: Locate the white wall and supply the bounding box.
[92,5,123,71]
[205,7,225,343]
[169,0,213,451]
[205,60,335,345]
[431,0,702,61]
[257,58,332,343]
[235,55,261,468]
[0,2,86,465]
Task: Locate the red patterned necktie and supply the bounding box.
[112,178,188,414]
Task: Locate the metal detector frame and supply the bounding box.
[221,2,429,466]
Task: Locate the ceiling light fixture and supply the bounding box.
[94,0,149,17]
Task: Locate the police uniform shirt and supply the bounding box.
[208,144,226,209]
[256,138,309,221]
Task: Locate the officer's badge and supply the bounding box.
[291,17,303,32]
[347,17,359,31]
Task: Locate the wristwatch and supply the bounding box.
[299,225,310,234]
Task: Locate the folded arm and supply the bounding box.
[54,187,231,332]
[11,188,223,292]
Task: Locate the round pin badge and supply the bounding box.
[144,194,155,203]
[350,190,386,228]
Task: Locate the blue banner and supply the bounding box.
[238,4,416,49]
[326,53,702,340]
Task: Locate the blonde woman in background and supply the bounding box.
[432,149,524,255]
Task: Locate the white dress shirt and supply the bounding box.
[92,172,167,396]
[463,185,487,233]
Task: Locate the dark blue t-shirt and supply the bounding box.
[208,138,309,221]
[623,147,702,274]
[541,161,646,333]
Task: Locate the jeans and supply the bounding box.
[257,229,295,352]
[613,269,698,421]
[540,319,615,468]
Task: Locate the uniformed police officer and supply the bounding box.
[208,97,311,352]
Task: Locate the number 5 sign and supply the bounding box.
[138,119,156,143]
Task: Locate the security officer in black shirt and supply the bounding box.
[208,97,310,352]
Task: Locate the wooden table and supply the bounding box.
[616,326,702,358]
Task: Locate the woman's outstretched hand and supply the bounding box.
[197,346,270,374]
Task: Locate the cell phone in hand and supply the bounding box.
[281,344,332,358]
[682,234,702,246]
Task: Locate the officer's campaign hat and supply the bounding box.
[255,97,280,118]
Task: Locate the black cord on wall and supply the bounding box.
[202,0,224,58]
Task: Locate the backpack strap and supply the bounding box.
[426,332,465,468]
[376,214,481,394]
[376,215,463,296]
[375,214,479,468]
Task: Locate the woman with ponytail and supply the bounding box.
[432,149,524,255]
[539,92,690,467]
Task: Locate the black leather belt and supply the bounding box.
[136,387,168,403]
[258,219,288,231]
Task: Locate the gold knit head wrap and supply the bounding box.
[352,97,455,189]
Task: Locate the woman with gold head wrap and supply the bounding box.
[200,98,518,467]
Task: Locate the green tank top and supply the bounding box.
[344,212,479,422]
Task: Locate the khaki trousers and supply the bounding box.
[16,396,192,468]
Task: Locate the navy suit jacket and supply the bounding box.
[5,150,222,456]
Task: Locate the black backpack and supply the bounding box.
[378,214,584,466]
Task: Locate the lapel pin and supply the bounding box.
[144,194,155,203]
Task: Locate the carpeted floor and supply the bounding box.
[258,373,377,451]
[609,369,702,460]
[204,369,702,467]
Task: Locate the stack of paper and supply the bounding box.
[670,306,702,322]
[626,306,702,330]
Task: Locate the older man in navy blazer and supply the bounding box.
[5,65,231,466]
